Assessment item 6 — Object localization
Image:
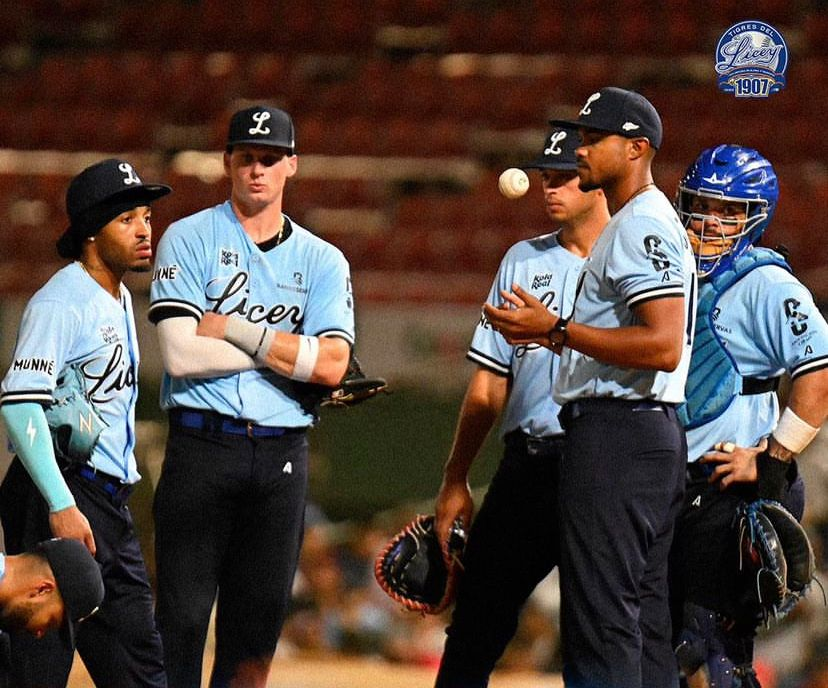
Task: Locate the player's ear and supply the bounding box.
[223,151,232,176]
[284,154,298,178]
[30,579,57,598]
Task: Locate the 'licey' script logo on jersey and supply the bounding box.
[12,357,55,375]
[81,345,137,403]
[249,111,272,136]
[206,272,303,326]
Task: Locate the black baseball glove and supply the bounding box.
[374,514,466,615]
[736,499,816,623]
[321,352,388,408]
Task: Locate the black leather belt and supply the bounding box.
[169,407,304,439]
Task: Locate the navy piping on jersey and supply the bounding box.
[626,283,686,308]
[466,348,510,376]
[791,356,828,379]
[148,299,203,323]
[0,390,52,405]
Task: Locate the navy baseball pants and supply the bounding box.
[153,416,308,688]
[0,457,167,688]
[558,399,686,688]
[435,431,562,687]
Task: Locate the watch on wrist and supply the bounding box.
[548,317,569,348]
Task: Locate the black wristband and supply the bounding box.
[548,317,569,348]
[756,449,794,502]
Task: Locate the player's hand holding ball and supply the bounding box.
[498,168,529,199]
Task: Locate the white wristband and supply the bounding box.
[772,407,820,455]
[224,317,273,361]
[292,335,319,382]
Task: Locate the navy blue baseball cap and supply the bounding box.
[552,86,663,150]
[35,538,104,648]
[57,158,171,259]
[521,125,579,171]
[226,105,295,153]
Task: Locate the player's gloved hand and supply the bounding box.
[435,478,474,568]
[736,499,816,623]
[321,353,388,408]
[375,514,466,615]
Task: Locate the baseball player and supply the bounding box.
[148,105,354,688]
[433,125,609,687]
[485,87,696,688]
[1,538,104,688]
[0,538,103,639]
[0,159,170,687]
[669,145,828,687]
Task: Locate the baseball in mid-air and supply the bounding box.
[498,168,529,199]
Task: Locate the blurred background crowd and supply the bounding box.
[1,0,827,685]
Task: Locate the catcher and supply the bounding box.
[669,145,828,687]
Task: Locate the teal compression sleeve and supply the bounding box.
[1,402,75,512]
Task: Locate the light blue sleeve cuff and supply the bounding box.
[1,402,76,512]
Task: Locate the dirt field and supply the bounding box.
[68,656,563,687]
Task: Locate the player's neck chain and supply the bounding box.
[619,182,655,212]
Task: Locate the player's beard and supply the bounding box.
[0,601,34,633]
[578,178,601,192]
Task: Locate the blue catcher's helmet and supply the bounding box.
[676,145,778,278]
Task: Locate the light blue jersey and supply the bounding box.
[1,263,141,483]
[554,188,696,404]
[470,232,585,438]
[149,201,355,427]
[685,263,828,461]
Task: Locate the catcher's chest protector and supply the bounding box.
[677,248,790,430]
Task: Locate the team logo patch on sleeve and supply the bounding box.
[784,298,808,336]
[644,235,670,271]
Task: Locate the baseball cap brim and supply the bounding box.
[521,156,578,171]
[550,118,622,135]
[226,138,294,151]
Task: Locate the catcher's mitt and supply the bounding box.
[737,499,816,622]
[321,353,388,408]
[374,514,466,614]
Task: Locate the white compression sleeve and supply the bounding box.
[157,317,257,378]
